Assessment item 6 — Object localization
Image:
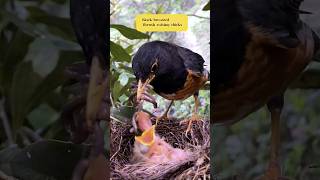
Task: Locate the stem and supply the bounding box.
[0,98,14,146]
[187,14,210,20]
[21,126,42,142]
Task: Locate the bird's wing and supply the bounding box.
[238,0,308,49]
[70,0,107,68]
[212,0,250,89]
[213,21,316,125]
[177,47,205,76]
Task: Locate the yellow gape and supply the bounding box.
[135,125,156,146]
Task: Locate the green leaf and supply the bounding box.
[1,29,34,93]
[110,24,149,39]
[10,61,42,131]
[111,106,135,123]
[26,7,75,41]
[118,63,134,74]
[202,1,210,11]
[119,73,129,86]
[27,103,59,130]
[26,38,60,77]
[125,45,134,54]
[2,10,79,50]
[0,140,90,180]
[27,51,84,111]
[2,11,43,37]
[10,51,83,132]
[112,81,123,103]
[110,41,131,62]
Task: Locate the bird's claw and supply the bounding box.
[180,114,202,135]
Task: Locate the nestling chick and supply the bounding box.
[132,111,191,163]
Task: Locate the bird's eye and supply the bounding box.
[151,63,158,73]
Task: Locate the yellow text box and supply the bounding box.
[135,14,188,32]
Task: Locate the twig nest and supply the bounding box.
[111,116,210,179]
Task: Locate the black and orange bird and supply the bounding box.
[213,0,320,179]
[132,41,209,133]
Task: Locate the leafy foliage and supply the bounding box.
[0,140,90,180]
[109,25,149,107]
[111,24,149,40]
[202,1,210,11]
[0,0,97,179]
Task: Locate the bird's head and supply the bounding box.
[135,125,156,147]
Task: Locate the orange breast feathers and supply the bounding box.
[212,23,315,125]
[160,69,209,100]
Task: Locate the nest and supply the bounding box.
[110,117,210,179]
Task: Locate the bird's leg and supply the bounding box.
[180,92,202,134]
[263,95,284,180]
[155,100,174,126]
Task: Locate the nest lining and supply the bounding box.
[110,117,210,179]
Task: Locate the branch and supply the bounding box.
[187,14,210,20]
[20,127,42,142]
[0,98,14,146]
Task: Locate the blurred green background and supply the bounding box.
[0,0,83,147]
[0,0,96,179]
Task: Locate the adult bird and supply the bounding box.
[132,41,209,133]
[63,0,108,143]
[212,0,320,179]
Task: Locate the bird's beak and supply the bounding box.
[137,79,144,102]
[136,74,155,102]
[135,125,155,146]
[135,111,153,132]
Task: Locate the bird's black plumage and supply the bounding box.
[132,41,205,95]
[70,0,107,69]
[212,0,250,91]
